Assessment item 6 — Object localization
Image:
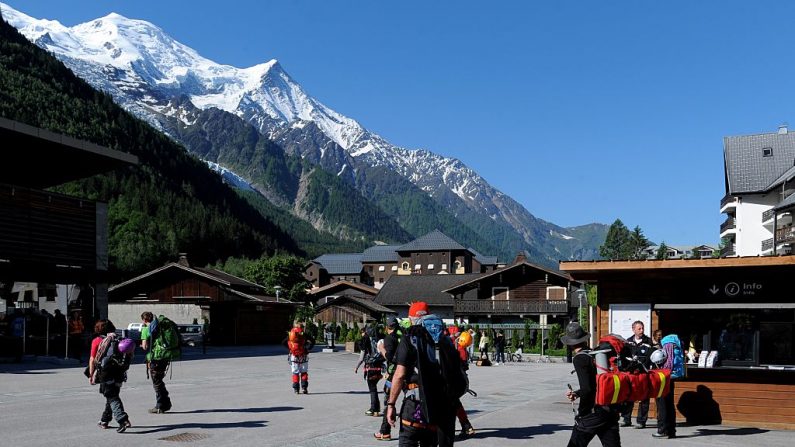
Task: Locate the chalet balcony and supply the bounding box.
[720,243,736,257]
[720,217,736,234]
[761,227,795,252]
[762,209,776,223]
[720,194,738,212]
[454,299,569,316]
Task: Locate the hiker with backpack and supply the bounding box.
[374,317,401,441]
[452,328,476,438]
[620,320,654,429]
[88,319,134,433]
[562,322,621,447]
[386,301,466,447]
[141,311,181,413]
[652,333,684,439]
[355,324,385,416]
[283,321,315,394]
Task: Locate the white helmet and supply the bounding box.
[650,349,667,366]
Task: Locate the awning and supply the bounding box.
[655,303,795,309]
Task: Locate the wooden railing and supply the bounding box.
[763,227,795,251]
[720,217,736,233]
[720,194,738,208]
[762,209,776,223]
[454,299,569,315]
[720,243,736,257]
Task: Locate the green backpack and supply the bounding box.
[150,315,182,361]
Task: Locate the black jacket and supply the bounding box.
[625,334,653,368]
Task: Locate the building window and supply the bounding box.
[454,260,462,271]
[401,262,409,270]
[546,286,566,300]
[378,265,385,272]
[763,147,773,157]
[378,278,384,284]
[441,263,447,271]
[392,265,398,271]
[428,264,434,270]
[414,264,422,271]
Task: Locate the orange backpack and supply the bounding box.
[288,328,306,356]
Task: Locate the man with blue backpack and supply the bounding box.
[386,301,467,447]
[652,332,684,439]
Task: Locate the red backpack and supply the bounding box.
[591,335,632,406]
[648,368,672,399]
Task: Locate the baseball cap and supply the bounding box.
[408,301,429,318]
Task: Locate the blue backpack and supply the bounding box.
[661,334,685,379]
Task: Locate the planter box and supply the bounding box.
[345,341,356,353]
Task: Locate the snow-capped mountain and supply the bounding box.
[1,3,605,264]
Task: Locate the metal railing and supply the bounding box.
[454,299,569,315]
[720,194,737,208]
[762,227,795,252]
[762,209,776,223]
[720,217,736,233]
[720,243,736,257]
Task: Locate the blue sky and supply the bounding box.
[6,1,795,245]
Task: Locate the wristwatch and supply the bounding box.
[386,402,396,407]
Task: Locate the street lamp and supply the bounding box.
[274,285,282,302]
[575,288,586,325]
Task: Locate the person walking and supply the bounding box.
[88,319,132,433]
[140,311,172,413]
[493,330,506,365]
[453,330,475,438]
[562,322,621,447]
[375,317,401,441]
[355,325,384,416]
[386,301,459,447]
[283,321,315,394]
[621,321,653,429]
[478,330,490,361]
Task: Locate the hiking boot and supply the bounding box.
[634,423,646,429]
[620,420,632,427]
[374,432,392,441]
[97,421,109,429]
[302,388,308,394]
[460,422,475,437]
[365,410,380,417]
[294,389,300,394]
[116,419,132,433]
[148,408,165,414]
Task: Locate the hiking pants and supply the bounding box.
[379,382,393,435]
[99,382,128,424]
[150,360,172,410]
[567,407,621,447]
[398,425,437,447]
[290,355,309,391]
[621,398,649,425]
[367,378,380,413]
[655,380,676,436]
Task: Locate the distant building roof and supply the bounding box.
[469,247,498,266]
[774,192,795,211]
[308,280,378,297]
[313,253,363,275]
[362,244,401,263]
[724,127,795,194]
[315,296,396,315]
[374,273,482,307]
[443,261,572,295]
[194,267,262,289]
[397,230,466,252]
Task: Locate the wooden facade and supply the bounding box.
[561,256,795,430]
[314,296,396,326]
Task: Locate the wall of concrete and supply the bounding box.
[109,303,203,329]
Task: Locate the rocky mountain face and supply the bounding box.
[2,3,607,265]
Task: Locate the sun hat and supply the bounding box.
[560,322,590,346]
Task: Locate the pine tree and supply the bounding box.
[599,219,632,260]
[656,242,670,260]
[629,226,651,260]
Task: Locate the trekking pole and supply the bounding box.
[567,383,576,414]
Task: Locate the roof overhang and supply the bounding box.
[0,117,138,188]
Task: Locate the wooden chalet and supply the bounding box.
[444,252,578,324]
[561,256,795,430]
[0,118,137,324]
[315,295,396,326]
[304,253,363,288]
[109,255,296,344]
[308,280,378,306]
[374,273,483,320]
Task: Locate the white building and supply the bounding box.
[721,124,795,256]
[641,245,717,259]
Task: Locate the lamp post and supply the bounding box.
[274,285,282,303]
[575,288,587,328]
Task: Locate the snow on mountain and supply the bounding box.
[2,2,592,258]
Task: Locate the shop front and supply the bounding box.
[560,257,795,430]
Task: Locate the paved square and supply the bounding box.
[0,346,790,446]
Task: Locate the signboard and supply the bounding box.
[609,303,652,338]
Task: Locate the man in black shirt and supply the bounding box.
[562,322,621,447]
[620,321,653,429]
[375,317,400,441]
[386,302,457,447]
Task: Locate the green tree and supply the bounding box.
[244,255,311,302]
[599,219,632,260]
[629,226,651,260]
[656,242,670,260]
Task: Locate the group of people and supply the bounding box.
[87,311,176,433]
[563,320,681,447]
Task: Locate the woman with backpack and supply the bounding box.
[88,319,133,433]
[355,325,384,416]
[652,333,684,439]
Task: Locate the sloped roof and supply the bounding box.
[195,267,262,289]
[469,247,499,265]
[362,244,401,263]
[397,230,466,252]
[724,129,795,194]
[374,273,482,306]
[442,261,572,295]
[315,295,396,315]
[774,192,795,211]
[308,280,378,297]
[313,253,363,275]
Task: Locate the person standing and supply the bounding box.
[375,317,401,441]
[386,302,458,447]
[283,321,315,394]
[140,311,172,413]
[562,322,621,447]
[88,319,132,433]
[478,330,490,361]
[493,330,506,365]
[621,321,653,429]
[653,333,683,439]
[355,325,384,416]
[453,330,475,438]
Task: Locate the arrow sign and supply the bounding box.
[709,285,719,295]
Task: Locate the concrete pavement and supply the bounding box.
[0,346,789,446]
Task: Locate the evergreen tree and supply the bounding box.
[656,242,670,260]
[629,226,651,259]
[599,219,632,259]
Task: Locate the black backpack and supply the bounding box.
[95,335,132,383]
[364,327,384,368]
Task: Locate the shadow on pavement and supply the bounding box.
[694,427,769,437]
[169,406,302,414]
[468,423,570,440]
[132,420,267,434]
